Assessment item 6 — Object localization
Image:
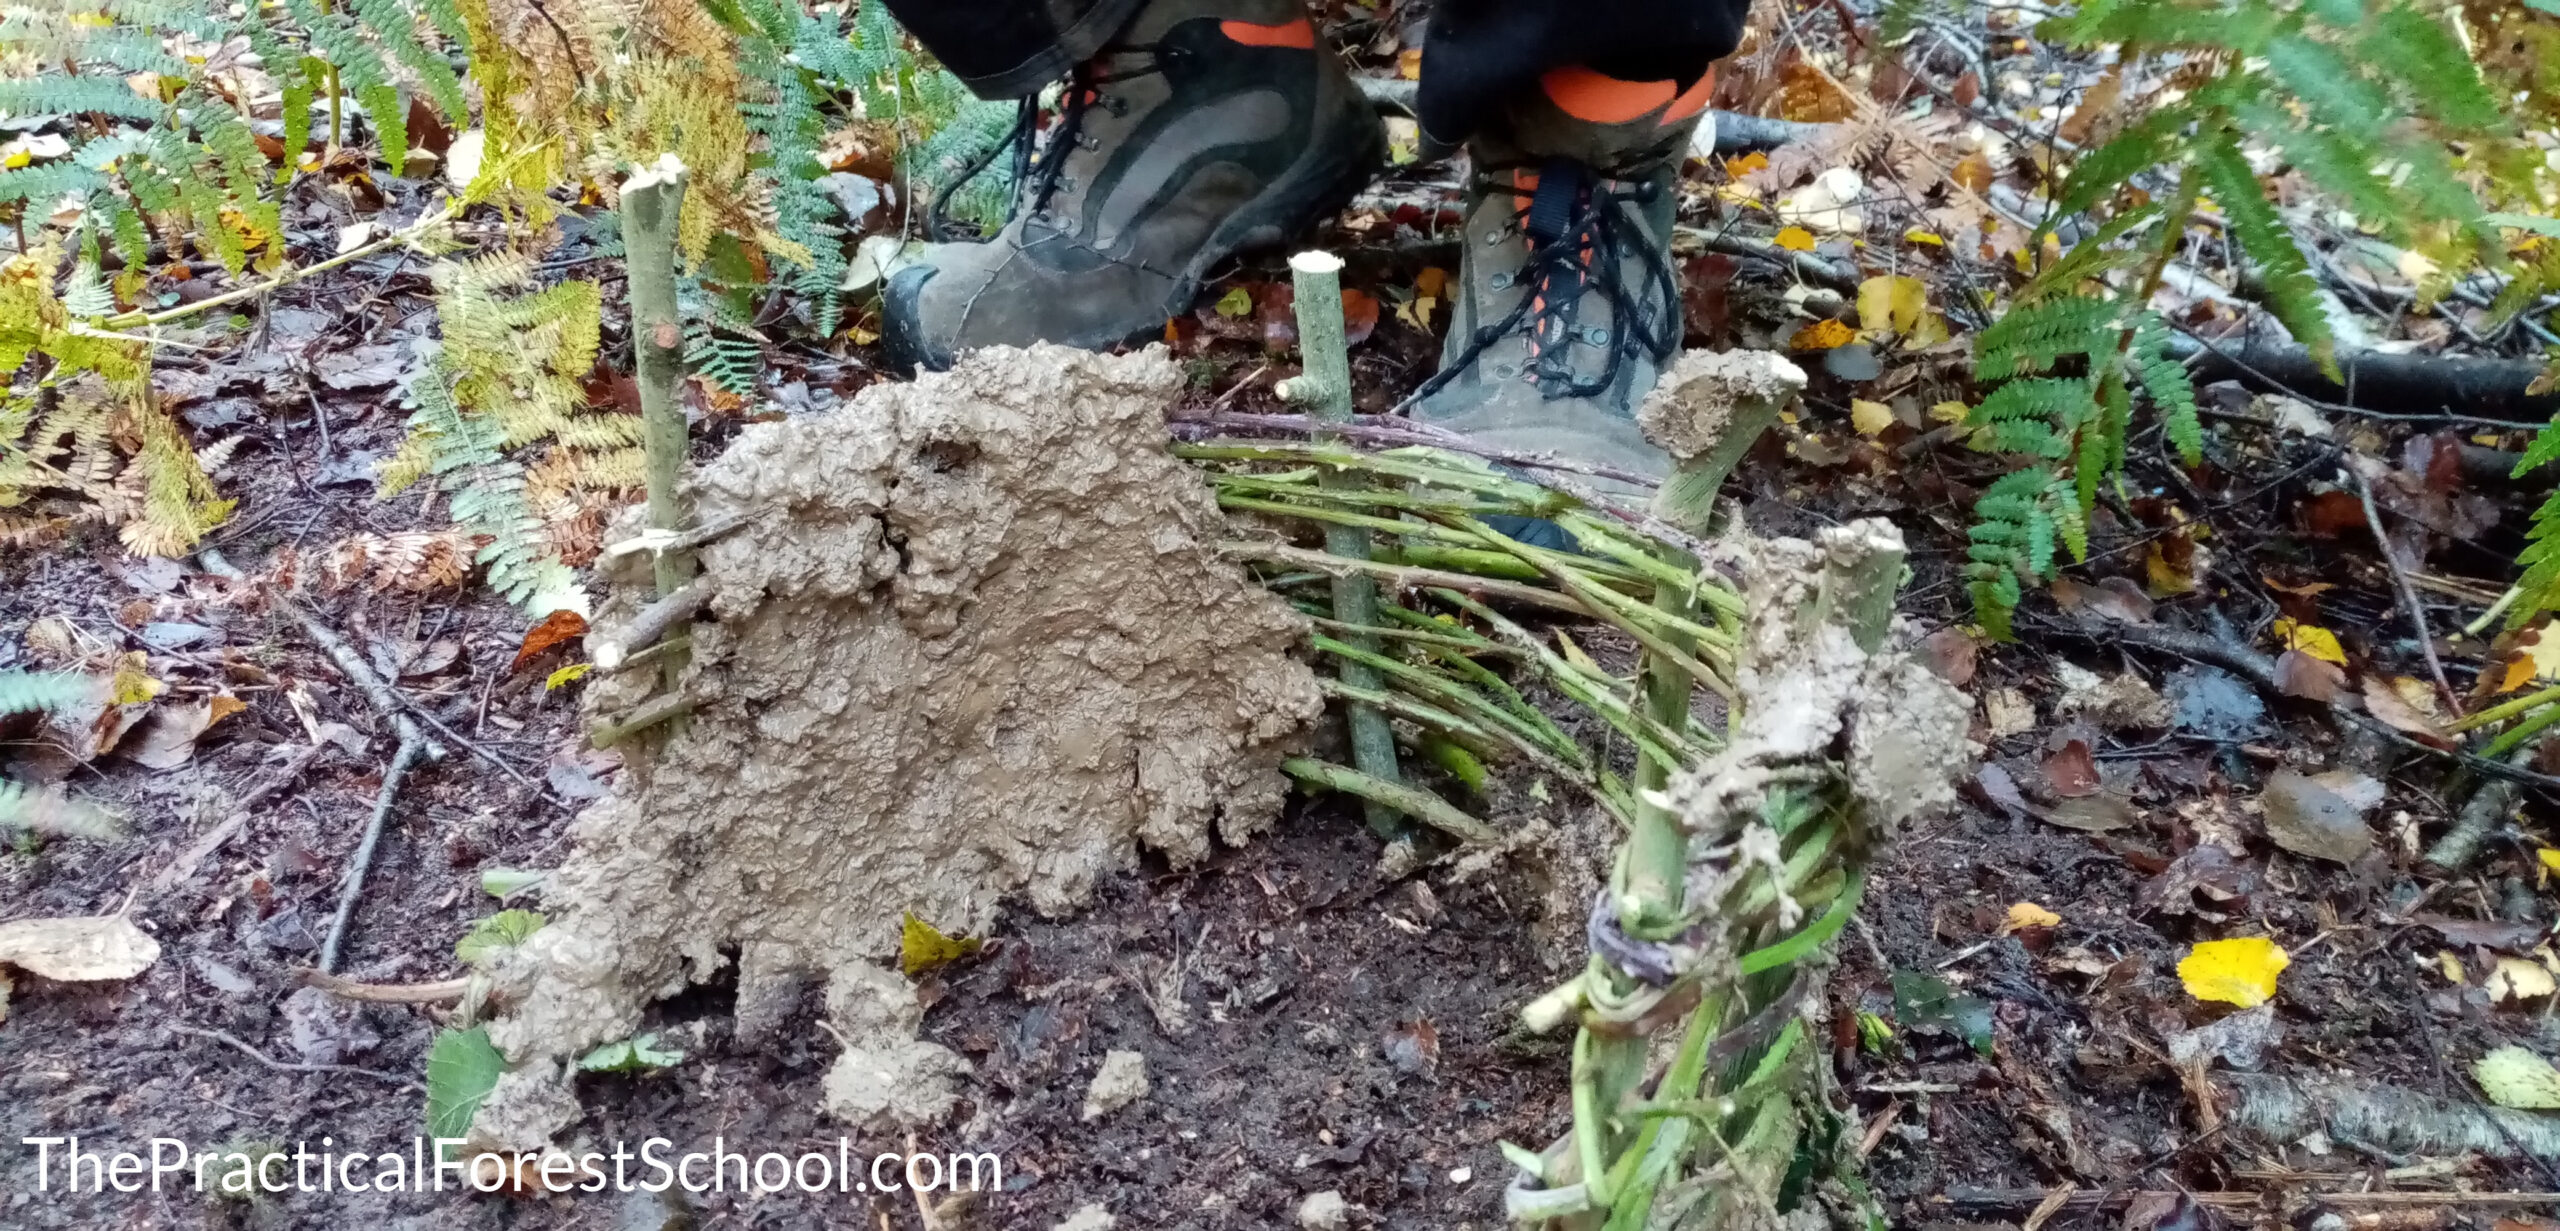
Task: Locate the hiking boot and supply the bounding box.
[881,0,1385,371]
[1407,67,1716,482]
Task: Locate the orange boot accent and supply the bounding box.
[1538,65,1677,124]
[1219,17,1315,48]
[1661,67,1716,126]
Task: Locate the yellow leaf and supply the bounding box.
[110,651,163,706]
[2478,1045,2560,1109]
[1773,226,1817,252]
[1724,151,1770,178]
[1554,629,1604,676]
[2270,618,2347,666]
[1395,295,1437,330]
[2439,950,2466,984]
[544,662,592,691]
[1929,400,1971,424]
[899,911,982,979]
[2490,956,2558,1003]
[2503,621,2560,692]
[1904,311,1952,348]
[2178,936,2289,1008]
[1851,399,1896,437]
[1397,47,1422,79]
[206,694,247,728]
[1789,318,1855,350]
[2004,901,2061,931]
[1902,228,1945,247]
[2540,847,2560,878]
[1213,286,1253,318]
[2144,542,2200,596]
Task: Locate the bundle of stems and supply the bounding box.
[1196,255,1950,1228]
[1175,433,1744,838]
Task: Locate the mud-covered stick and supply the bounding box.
[1278,250,1405,838]
[621,154,694,707]
[590,577,712,671]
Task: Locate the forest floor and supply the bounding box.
[9,1,2560,1229]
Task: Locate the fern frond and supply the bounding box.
[1973,295,2123,379]
[2045,106,2192,225]
[2128,314,2203,466]
[2193,123,2333,366]
[2362,3,2505,133]
[0,75,169,122]
[0,670,86,715]
[2020,203,2166,303]
[0,778,126,841]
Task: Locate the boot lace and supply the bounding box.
[1397,158,1681,412]
[926,45,1172,242]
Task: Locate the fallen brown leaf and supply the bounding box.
[2272,650,2345,702]
[2042,739,2102,798]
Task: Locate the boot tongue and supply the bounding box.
[1525,158,1586,247]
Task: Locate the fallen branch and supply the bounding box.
[2228,1074,2560,1161]
[198,548,445,762]
[2171,333,2560,424]
[317,735,424,975]
[1673,225,1863,294]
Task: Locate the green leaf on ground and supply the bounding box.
[1892,970,1994,1055]
[577,1032,685,1073]
[424,1027,504,1141]
[455,908,546,965]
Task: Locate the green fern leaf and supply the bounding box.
[1974,295,2122,380]
[2194,123,2333,366]
[2047,107,2192,225]
[2362,3,2505,132]
[2128,315,2203,465]
[0,75,168,122]
[0,670,86,716]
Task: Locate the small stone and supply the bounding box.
[1449,1166,1472,1184]
[1982,687,2036,739]
[1081,1049,1150,1122]
[1298,1190,1352,1230]
[2052,663,2172,731]
[1052,1203,1116,1231]
[2261,767,2384,864]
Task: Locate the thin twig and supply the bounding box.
[295,968,470,1004]
[317,736,423,974]
[166,1023,415,1084]
[2353,465,2462,717]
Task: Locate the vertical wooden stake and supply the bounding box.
[620,154,693,702]
[1280,250,1405,838]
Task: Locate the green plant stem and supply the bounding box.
[1280,757,1500,844]
[1283,249,1403,837]
[2450,684,2560,734]
[1221,540,1595,618]
[2482,700,2560,760]
[621,154,693,708]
